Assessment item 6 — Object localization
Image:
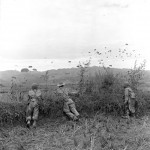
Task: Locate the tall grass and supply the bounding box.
[1,114,150,150]
[76,60,148,117]
[0,58,149,127]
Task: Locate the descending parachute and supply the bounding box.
[21,68,29,72]
[33,68,37,71]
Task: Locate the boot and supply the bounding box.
[26,120,31,128]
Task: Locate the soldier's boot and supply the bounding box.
[26,120,31,128]
[26,116,31,128]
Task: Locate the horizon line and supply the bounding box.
[0,65,149,72]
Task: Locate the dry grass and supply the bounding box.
[1,114,150,150]
[0,61,149,149]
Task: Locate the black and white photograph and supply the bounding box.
[0,0,150,149]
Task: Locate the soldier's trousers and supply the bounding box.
[63,111,78,120]
[63,108,79,121]
[26,99,39,122]
[125,99,137,116]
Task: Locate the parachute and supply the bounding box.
[21,68,29,72]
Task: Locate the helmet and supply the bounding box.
[123,82,130,88]
[31,83,39,90]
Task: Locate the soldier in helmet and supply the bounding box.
[57,82,80,121]
[26,83,42,128]
[123,82,136,118]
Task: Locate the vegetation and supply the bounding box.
[1,114,150,150]
[0,49,150,149]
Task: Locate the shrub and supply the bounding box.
[0,101,26,126]
[127,60,146,91]
[79,67,125,115]
[0,58,148,126]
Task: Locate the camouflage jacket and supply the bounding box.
[57,88,79,116]
[124,87,135,103]
[57,88,70,100]
[28,89,42,102]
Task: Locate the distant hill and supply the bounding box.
[0,66,150,88]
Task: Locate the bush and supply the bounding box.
[80,68,125,116]
[0,101,26,126]
[0,60,149,127]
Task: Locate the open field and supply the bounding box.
[1,114,150,150]
[1,66,150,150]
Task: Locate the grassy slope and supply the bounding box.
[1,67,150,91]
[0,67,128,86]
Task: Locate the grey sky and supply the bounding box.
[0,0,150,71]
[0,0,128,58]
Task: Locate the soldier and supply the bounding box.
[123,82,136,118]
[26,83,42,128]
[57,82,80,121]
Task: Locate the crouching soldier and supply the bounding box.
[57,82,80,121]
[123,82,136,118]
[26,83,42,128]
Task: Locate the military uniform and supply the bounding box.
[26,83,42,127]
[57,85,79,121]
[124,83,136,117]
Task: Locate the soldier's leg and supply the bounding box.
[124,103,130,119]
[65,112,78,121]
[26,103,33,127]
[32,105,39,128]
[69,103,80,121]
[70,106,79,117]
[129,100,136,117]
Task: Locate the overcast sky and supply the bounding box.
[0,0,150,71]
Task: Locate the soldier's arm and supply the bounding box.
[68,89,79,96]
[37,90,44,103]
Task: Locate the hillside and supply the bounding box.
[0,66,150,88]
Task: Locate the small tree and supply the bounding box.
[127,59,146,91]
[77,60,91,95]
[9,76,23,101]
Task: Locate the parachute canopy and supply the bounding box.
[21,68,29,72]
[33,68,37,71]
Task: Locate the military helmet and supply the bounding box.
[123,82,130,88]
[31,83,39,90]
